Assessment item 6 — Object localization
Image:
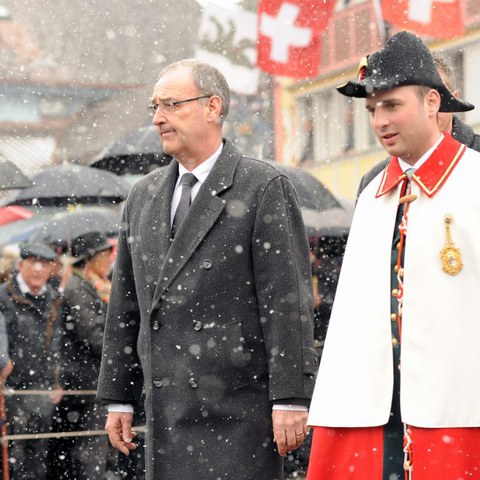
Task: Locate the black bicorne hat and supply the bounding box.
[337,31,474,113]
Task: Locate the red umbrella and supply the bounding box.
[0,206,34,226]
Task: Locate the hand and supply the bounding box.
[272,409,310,457]
[105,412,137,456]
[48,387,64,405]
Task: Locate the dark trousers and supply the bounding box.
[48,398,110,479]
[7,394,55,480]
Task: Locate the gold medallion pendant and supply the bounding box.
[440,214,463,276]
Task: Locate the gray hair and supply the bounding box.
[432,51,456,92]
[158,59,231,123]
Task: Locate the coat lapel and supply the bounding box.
[140,160,178,285]
[151,141,241,310]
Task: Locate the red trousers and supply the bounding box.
[307,425,480,480]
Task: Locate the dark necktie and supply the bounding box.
[171,173,198,238]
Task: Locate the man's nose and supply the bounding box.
[371,109,389,130]
[152,108,166,125]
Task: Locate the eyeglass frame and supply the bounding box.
[147,95,211,115]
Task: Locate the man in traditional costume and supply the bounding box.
[307,31,480,480]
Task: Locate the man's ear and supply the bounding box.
[426,89,441,116]
[205,95,222,123]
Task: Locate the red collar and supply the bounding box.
[376,133,466,198]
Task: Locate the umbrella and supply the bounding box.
[0,157,32,190]
[90,125,172,175]
[265,161,353,239]
[267,162,342,213]
[1,165,130,207]
[0,206,34,226]
[26,206,122,251]
[301,202,354,238]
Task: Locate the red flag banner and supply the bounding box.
[382,0,465,39]
[257,0,335,79]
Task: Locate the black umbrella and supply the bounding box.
[90,125,172,175]
[264,161,353,238]
[0,157,32,190]
[267,162,342,213]
[27,206,121,251]
[1,165,130,207]
[301,202,354,238]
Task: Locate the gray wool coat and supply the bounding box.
[97,140,317,480]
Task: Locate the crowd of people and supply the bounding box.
[1,29,480,480]
[0,234,145,479]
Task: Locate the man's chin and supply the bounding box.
[382,143,400,158]
[160,140,175,157]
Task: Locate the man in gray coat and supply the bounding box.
[97,59,317,480]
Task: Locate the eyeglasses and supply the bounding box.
[147,95,211,115]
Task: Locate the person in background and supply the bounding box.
[0,243,63,480]
[0,311,12,384]
[0,244,19,285]
[97,59,316,480]
[47,247,72,295]
[51,232,113,479]
[0,311,12,480]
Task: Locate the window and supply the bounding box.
[295,86,377,164]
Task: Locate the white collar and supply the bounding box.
[177,142,223,186]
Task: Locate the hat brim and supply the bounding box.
[72,242,113,265]
[21,253,56,262]
[337,80,474,113]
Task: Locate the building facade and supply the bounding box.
[275,0,480,200]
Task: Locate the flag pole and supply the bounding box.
[372,0,387,43]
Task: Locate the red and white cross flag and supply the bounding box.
[382,0,465,39]
[257,0,335,79]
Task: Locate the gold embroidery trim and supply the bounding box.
[440,214,463,276]
[413,144,465,196]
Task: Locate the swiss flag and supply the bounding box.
[257,0,335,79]
[382,0,465,39]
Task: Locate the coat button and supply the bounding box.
[193,321,203,331]
[189,378,198,389]
[392,338,399,347]
[153,378,163,388]
[202,259,212,270]
[391,313,397,322]
[152,320,160,331]
[391,288,399,297]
